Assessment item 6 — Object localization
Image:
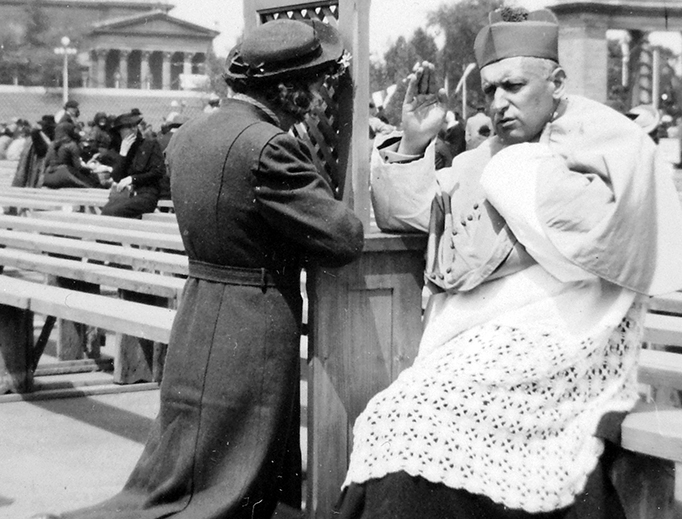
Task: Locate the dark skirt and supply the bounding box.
[43,163,101,189]
[101,186,159,219]
[62,276,303,519]
[333,441,626,519]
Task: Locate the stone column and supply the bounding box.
[141,51,151,90]
[162,51,172,90]
[183,52,194,76]
[96,49,108,88]
[556,16,608,102]
[119,50,130,89]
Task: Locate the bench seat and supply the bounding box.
[0,248,186,300]
[0,228,188,275]
[0,275,175,343]
[0,214,185,251]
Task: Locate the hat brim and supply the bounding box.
[225,20,343,83]
[112,115,143,129]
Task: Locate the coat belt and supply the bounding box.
[188,259,298,291]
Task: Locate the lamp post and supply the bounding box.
[455,63,477,120]
[54,36,77,105]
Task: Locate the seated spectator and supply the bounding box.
[99,112,165,218]
[81,112,111,161]
[5,123,30,161]
[0,126,12,159]
[11,115,56,188]
[42,122,103,189]
[464,105,493,150]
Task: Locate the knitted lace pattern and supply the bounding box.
[343,302,644,513]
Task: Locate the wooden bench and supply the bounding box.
[0,214,185,251]
[0,186,173,214]
[0,274,175,393]
[618,295,682,516]
[0,213,188,392]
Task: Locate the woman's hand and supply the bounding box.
[115,175,133,192]
[119,133,137,157]
[398,61,448,156]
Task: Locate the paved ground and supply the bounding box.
[0,385,159,518]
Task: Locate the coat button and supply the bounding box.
[467,215,473,221]
[446,267,452,273]
[461,220,466,226]
[473,203,479,209]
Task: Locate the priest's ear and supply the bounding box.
[550,67,567,100]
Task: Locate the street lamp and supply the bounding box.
[54,36,77,105]
[455,63,477,120]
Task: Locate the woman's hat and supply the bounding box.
[225,18,344,83]
[111,112,143,129]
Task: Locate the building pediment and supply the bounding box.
[90,10,219,39]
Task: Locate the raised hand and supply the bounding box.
[398,61,448,156]
[119,133,137,157]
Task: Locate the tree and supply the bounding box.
[428,0,504,113]
[0,0,79,87]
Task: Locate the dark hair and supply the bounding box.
[228,74,327,123]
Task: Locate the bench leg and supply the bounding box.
[674,463,682,519]
[0,305,33,393]
[49,276,103,361]
[112,290,168,385]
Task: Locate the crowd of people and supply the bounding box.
[26,7,682,519]
[4,100,204,218]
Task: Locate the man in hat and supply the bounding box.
[335,7,682,518]
[57,99,80,127]
[34,18,363,519]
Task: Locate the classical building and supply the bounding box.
[0,0,219,90]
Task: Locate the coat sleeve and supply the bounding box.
[369,135,439,233]
[130,139,165,187]
[253,131,364,268]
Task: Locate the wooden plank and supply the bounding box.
[622,404,682,463]
[649,292,682,314]
[638,348,682,391]
[0,248,185,299]
[0,187,109,202]
[0,214,185,251]
[31,211,180,235]
[644,313,682,347]
[142,212,178,223]
[0,275,175,343]
[0,196,77,211]
[0,229,188,275]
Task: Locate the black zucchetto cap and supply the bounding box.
[225,18,345,83]
[474,8,559,69]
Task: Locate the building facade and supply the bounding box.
[0,0,219,91]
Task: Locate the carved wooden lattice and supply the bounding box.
[259,3,345,198]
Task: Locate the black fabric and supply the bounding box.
[333,441,626,519]
[100,137,164,218]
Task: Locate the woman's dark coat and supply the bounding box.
[63,98,364,519]
[100,135,165,218]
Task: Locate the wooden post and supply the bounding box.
[0,304,34,393]
[306,233,425,517]
[113,290,168,384]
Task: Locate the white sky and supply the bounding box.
[169,0,681,58]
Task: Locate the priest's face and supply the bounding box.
[480,57,565,145]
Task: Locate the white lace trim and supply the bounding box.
[343,303,644,513]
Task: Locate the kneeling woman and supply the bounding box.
[100,112,164,218]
